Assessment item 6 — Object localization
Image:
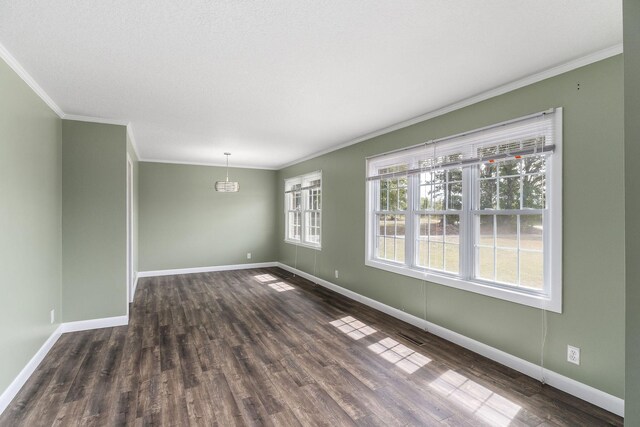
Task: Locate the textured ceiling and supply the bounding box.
[0,1,622,169]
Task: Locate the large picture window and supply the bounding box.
[366,110,562,312]
[285,171,322,248]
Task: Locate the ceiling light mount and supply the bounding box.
[215,152,239,192]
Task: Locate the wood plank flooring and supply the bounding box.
[0,268,623,426]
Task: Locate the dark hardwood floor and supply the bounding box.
[0,268,623,426]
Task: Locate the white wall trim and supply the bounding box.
[0,313,130,416]
[0,41,64,118]
[0,326,63,415]
[138,158,279,171]
[62,114,128,126]
[276,262,624,417]
[59,315,129,334]
[126,123,141,160]
[278,43,623,170]
[138,262,278,278]
[132,272,139,301]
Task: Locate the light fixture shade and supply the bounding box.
[215,180,239,192]
[215,152,240,192]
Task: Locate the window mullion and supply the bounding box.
[461,167,474,280]
[408,173,419,268]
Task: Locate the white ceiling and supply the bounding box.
[0,1,622,169]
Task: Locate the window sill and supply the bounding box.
[284,239,322,251]
[364,258,561,313]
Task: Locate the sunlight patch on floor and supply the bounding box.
[254,274,277,283]
[330,316,377,340]
[430,369,521,426]
[367,337,431,373]
[268,282,295,292]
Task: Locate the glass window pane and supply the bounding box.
[377,236,385,258]
[498,160,521,176]
[445,215,460,244]
[496,249,517,284]
[385,237,395,260]
[431,185,444,210]
[419,184,430,210]
[417,238,428,267]
[288,212,301,240]
[480,163,496,178]
[523,156,545,174]
[520,215,543,251]
[448,182,462,210]
[480,179,497,209]
[429,215,444,242]
[499,177,521,209]
[305,212,320,244]
[477,246,494,280]
[398,184,408,210]
[429,242,444,270]
[496,215,517,249]
[523,174,545,209]
[395,215,406,238]
[380,180,389,210]
[478,215,494,246]
[377,215,384,236]
[394,238,405,263]
[444,243,459,274]
[420,171,434,185]
[448,168,462,182]
[520,251,544,289]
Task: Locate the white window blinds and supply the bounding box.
[367,109,555,181]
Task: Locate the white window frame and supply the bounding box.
[365,110,562,313]
[285,171,322,249]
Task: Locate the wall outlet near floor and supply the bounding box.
[247,252,251,259]
[334,270,339,279]
[50,309,55,324]
[567,345,580,365]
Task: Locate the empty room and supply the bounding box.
[1,1,639,425]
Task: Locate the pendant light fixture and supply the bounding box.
[215,152,240,192]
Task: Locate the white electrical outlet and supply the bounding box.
[334,270,339,279]
[567,345,580,365]
[247,252,252,260]
[50,309,55,324]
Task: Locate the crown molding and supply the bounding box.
[138,158,279,171]
[277,43,623,170]
[0,41,64,118]
[62,114,128,126]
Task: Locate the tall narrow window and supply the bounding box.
[285,171,322,248]
[365,109,562,312]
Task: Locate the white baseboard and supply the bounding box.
[0,313,131,416]
[60,315,129,333]
[0,326,63,415]
[138,262,278,278]
[276,262,624,417]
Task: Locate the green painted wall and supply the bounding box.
[625,0,640,422]
[277,56,625,398]
[0,59,62,392]
[139,162,278,271]
[62,120,127,322]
